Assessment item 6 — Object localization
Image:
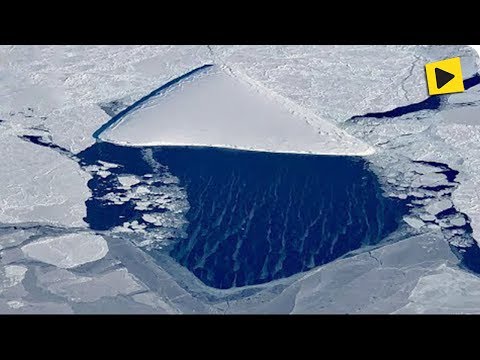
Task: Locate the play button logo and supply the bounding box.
[425,57,464,95]
[435,67,455,89]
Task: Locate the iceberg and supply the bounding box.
[2,45,480,314]
[98,65,374,156]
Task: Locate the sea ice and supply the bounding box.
[7,300,24,309]
[449,216,467,227]
[36,267,145,303]
[424,199,453,216]
[397,264,480,314]
[1,45,479,313]
[0,45,212,153]
[0,265,27,290]
[0,133,91,227]
[21,233,109,268]
[403,216,425,229]
[99,65,374,156]
[117,175,141,188]
[419,213,437,222]
[211,45,478,124]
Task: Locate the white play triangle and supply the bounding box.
[98,65,373,156]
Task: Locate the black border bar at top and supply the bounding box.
[1,9,479,45]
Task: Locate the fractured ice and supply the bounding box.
[21,233,109,269]
[97,65,373,156]
[1,45,480,313]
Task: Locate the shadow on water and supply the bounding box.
[78,143,409,289]
[92,64,213,139]
[350,74,480,120]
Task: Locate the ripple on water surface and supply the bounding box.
[79,144,409,289]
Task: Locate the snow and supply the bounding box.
[97,165,189,249]
[132,292,178,314]
[0,133,91,227]
[0,265,27,290]
[117,175,141,188]
[0,45,212,154]
[434,103,480,244]
[468,45,480,68]
[425,199,454,216]
[420,213,437,222]
[21,233,108,268]
[396,264,480,314]
[0,229,36,250]
[36,268,144,303]
[1,45,480,313]
[411,173,449,188]
[0,45,475,228]
[99,65,374,156]
[343,91,480,246]
[97,171,111,178]
[211,45,478,124]
[216,231,460,314]
[449,216,467,227]
[7,300,24,309]
[403,216,425,229]
[98,161,119,169]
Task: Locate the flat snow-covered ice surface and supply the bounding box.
[1,45,480,313]
[99,65,374,155]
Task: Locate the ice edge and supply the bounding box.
[95,63,375,157]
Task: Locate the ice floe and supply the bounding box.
[396,264,480,313]
[425,199,454,216]
[0,45,212,153]
[0,229,37,250]
[211,45,478,124]
[36,268,144,303]
[403,216,425,229]
[0,134,91,227]
[98,65,374,156]
[91,165,190,249]
[0,265,27,290]
[21,233,108,268]
[434,103,480,244]
[7,300,24,309]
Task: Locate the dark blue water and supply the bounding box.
[79,143,154,231]
[413,160,459,183]
[456,240,480,274]
[78,143,409,289]
[350,74,480,120]
[465,74,480,90]
[20,135,71,155]
[352,96,442,120]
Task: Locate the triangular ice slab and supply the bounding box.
[98,65,373,156]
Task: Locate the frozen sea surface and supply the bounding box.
[1,45,480,313]
[98,65,373,156]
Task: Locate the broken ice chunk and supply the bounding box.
[117,175,141,188]
[411,173,449,188]
[21,234,108,269]
[403,216,425,229]
[449,216,467,227]
[420,213,437,222]
[98,160,119,169]
[425,199,454,215]
[97,170,111,178]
